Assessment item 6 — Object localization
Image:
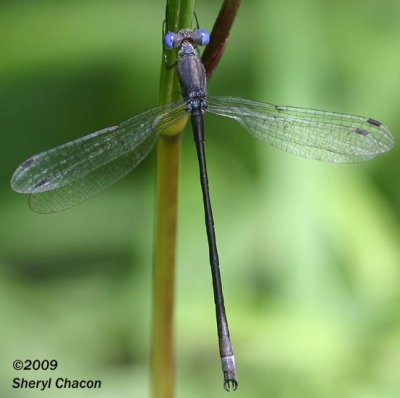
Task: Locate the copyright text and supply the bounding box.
[13,377,102,390]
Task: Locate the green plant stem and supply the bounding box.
[152,133,181,398]
[151,1,195,398]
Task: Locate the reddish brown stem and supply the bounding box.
[201,0,242,79]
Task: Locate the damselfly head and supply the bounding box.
[164,28,210,49]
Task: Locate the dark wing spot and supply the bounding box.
[367,118,382,127]
[275,105,284,111]
[21,157,34,169]
[34,179,49,189]
[355,128,369,136]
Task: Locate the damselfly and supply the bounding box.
[11,28,394,390]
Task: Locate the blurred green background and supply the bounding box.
[1,1,400,397]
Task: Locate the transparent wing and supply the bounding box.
[11,101,187,213]
[27,130,157,213]
[207,96,394,162]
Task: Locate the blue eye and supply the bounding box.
[197,29,210,46]
[164,32,176,49]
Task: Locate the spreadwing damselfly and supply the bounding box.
[11,28,394,390]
